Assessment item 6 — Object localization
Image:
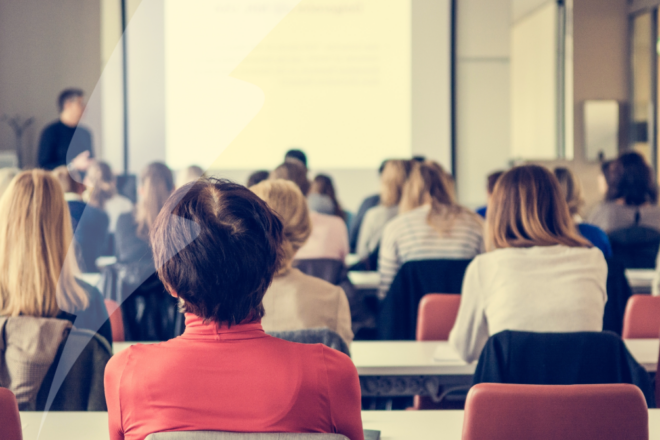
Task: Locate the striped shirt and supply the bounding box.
[378,204,485,298]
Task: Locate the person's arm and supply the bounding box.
[323,347,364,440]
[334,286,353,344]
[105,350,129,440]
[377,222,400,299]
[448,259,489,363]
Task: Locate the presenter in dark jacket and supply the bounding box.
[38,89,94,171]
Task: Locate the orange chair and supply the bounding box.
[622,294,660,339]
[462,383,648,440]
[416,294,461,341]
[105,299,126,342]
[0,388,22,440]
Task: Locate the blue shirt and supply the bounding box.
[578,223,612,258]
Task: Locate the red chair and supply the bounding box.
[416,294,461,341]
[105,299,125,342]
[622,294,660,339]
[413,294,461,410]
[462,383,648,440]
[0,388,22,440]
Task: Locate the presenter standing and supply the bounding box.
[37,88,94,171]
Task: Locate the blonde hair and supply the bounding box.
[400,161,479,235]
[553,167,584,217]
[380,160,412,207]
[0,170,88,317]
[0,167,19,198]
[86,161,117,209]
[487,165,591,250]
[52,165,82,194]
[136,163,174,241]
[250,179,311,275]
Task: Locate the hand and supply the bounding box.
[70,150,92,171]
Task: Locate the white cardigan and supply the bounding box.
[449,245,608,363]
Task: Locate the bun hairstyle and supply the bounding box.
[86,161,117,209]
[487,165,591,250]
[250,179,311,275]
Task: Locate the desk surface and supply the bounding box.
[113,339,659,376]
[348,271,379,290]
[19,409,660,440]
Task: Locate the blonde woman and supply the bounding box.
[449,165,607,362]
[378,161,484,298]
[356,159,412,259]
[251,179,353,345]
[0,170,112,343]
[84,161,133,233]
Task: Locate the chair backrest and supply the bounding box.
[267,328,350,357]
[416,294,461,341]
[609,226,660,269]
[0,388,22,440]
[622,294,660,339]
[462,383,648,440]
[104,299,125,342]
[293,259,345,285]
[146,432,349,440]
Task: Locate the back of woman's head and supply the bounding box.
[86,161,116,209]
[270,161,310,196]
[52,165,83,194]
[310,174,344,218]
[136,162,175,240]
[251,179,311,273]
[488,165,590,250]
[380,159,413,207]
[151,178,284,326]
[0,170,88,317]
[400,161,454,212]
[176,165,204,189]
[553,167,584,216]
[606,152,657,206]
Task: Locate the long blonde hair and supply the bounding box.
[487,165,591,250]
[0,170,88,317]
[400,161,479,235]
[251,179,311,275]
[554,167,584,217]
[86,161,117,209]
[136,163,174,241]
[380,159,413,207]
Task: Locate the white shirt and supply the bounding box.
[378,204,485,298]
[449,245,608,363]
[104,194,134,233]
[356,205,398,259]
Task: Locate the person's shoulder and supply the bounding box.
[42,120,63,133]
[319,344,357,379]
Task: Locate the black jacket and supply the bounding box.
[472,330,655,408]
[378,259,472,340]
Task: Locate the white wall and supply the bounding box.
[0,0,102,168]
[455,0,512,208]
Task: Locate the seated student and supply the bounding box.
[378,161,484,298]
[247,170,269,187]
[271,161,349,261]
[176,165,204,189]
[475,170,504,218]
[53,166,110,273]
[356,159,412,260]
[251,179,353,345]
[105,179,363,440]
[587,151,660,232]
[84,161,133,234]
[554,167,612,257]
[0,170,112,344]
[308,174,348,223]
[348,160,389,252]
[449,165,607,363]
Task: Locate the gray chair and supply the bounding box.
[146,432,349,440]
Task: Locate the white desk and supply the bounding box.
[77,273,101,289]
[19,410,660,440]
[626,269,656,292]
[112,339,659,376]
[348,271,379,290]
[345,253,361,268]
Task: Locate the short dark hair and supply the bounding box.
[151,178,284,326]
[271,161,310,195]
[285,149,307,167]
[57,88,84,112]
[247,170,269,187]
[487,170,505,194]
[606,151,658,206]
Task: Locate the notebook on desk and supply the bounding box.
[363,429,381,440]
